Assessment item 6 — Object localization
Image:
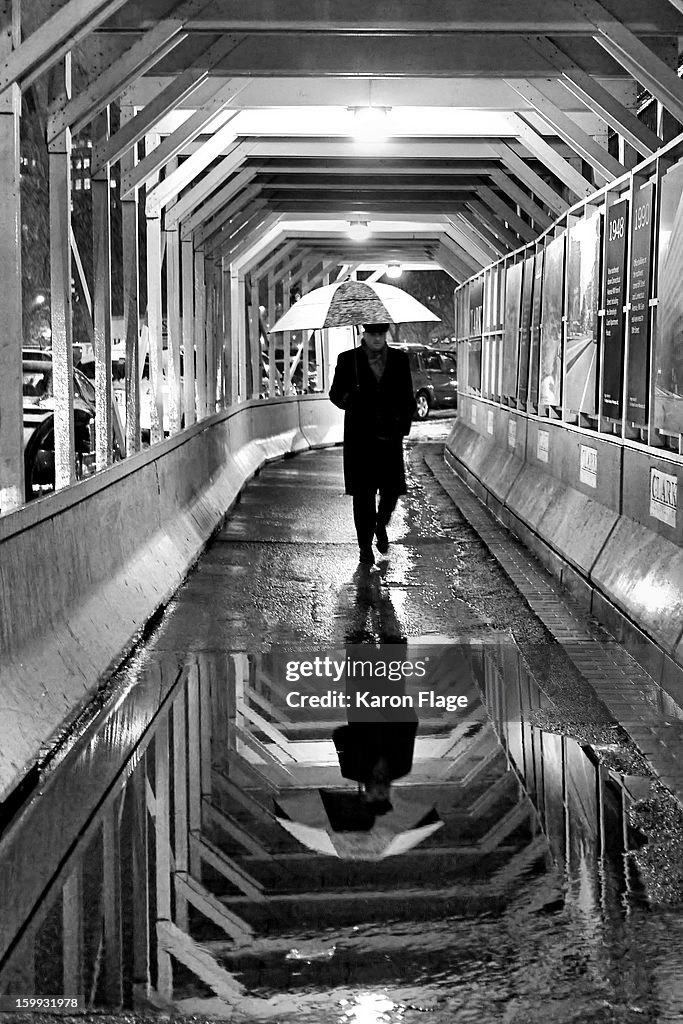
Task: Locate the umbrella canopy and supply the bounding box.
[269,280,440,333]
[274,789,443,861]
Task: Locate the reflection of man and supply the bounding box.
[329,324,415,566]
[332,719,418,815]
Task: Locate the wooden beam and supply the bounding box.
[505,78,626,182]
[488,169,553,229]
[504,113,595,200]
[49,133,76,490]
[526,37,662,158]
[145,126,246,216]
[0,0,127,94]
[92,33,247,174]
[478,185,538,243]
[574,0,683,125]
[92,111,113,471]
[47,17,188,142]
[492,140,568,216]
[190,833,265,901]
[174,874,254,941]
[156,919,244,999]
[121,80,246,199]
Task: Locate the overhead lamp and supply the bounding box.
[350,105,391,142]
[386,261,402,279]
[348,220,371,241]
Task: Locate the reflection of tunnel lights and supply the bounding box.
[341,992,396,1024]
[348,220,371,241]
[386,261,402,279]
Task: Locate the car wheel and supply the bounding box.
[415,391,430,420]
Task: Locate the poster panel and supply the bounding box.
[469,278,484,338]
[468,339,482,392]
[565,210,602,414]
[528,248,544,405]
[601,198,629,417]
[626,182,655,424]
[517,254,534,404]
[501,262,522,397]
[655,160,683,434]
[539,233,566,407]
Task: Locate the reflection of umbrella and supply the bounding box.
[269,280,440,333]
[274,790,443,860]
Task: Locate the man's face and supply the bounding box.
[363,328,388,353]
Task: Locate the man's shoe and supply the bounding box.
[359,546,375,566]
[375,522,389,554]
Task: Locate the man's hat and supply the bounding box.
[363,323,390,334]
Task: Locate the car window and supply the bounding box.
[440,354,457,374]
[23,369,52,398]
[407,353,419,371]
[75,369,96,405]
[425,352,441,370]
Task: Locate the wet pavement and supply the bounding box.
[3,417,683,1022]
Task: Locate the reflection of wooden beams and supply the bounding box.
[190,833,266,901]
[93,111,113,472]
[157,920,244,999]
[154,715,173,998]
[240,705,296,761]
[173,692,190,930]
[212,769,276,824]
[175,874,254,940]
[203,798,273,858]
[480,800,532,853]
[62,864,83,996]
[103,802,123,1004]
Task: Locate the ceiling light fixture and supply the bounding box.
[348,220,371,241]
[351,105,391,141]
[386,261,402,279]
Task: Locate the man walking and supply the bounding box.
[330,323,416,565]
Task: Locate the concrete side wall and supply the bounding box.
[446,396,683,700]
[0,396,343,802]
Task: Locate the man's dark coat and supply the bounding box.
[329,344,416,495]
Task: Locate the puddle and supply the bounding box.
[1,640,683,1022]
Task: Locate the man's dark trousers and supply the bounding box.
[352,489,399,549]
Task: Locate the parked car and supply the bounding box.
[397,343,458,419]
[22,351,124,501]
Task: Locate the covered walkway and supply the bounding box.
[3,1,683,1018]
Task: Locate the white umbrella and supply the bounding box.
[269,280,440,333]
[274,790,444,860]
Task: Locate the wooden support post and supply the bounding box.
[165,161,182,434]
[49,127,76,489]
[249,277,260,399]
[92,108,113,471]
[221,257,232,407]
[154,716,173,999]
[283,269,292,394]
[181,238,195,427]
[199,654,213,801]
[119,102,141,454]
[146,213,164,444]
[102,800,123,1006]
[0,0,23,510]
[229,268,242,402]
[194,247,207,417]
[267,271,276,396]
[172,691,189,930]
[205,258,217,414]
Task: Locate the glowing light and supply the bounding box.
[341,992,396,1024]
[351,106,391,142]
[348,220,371,241]
[386,261,402,279]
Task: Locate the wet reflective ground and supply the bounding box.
[3,429,683,1023]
